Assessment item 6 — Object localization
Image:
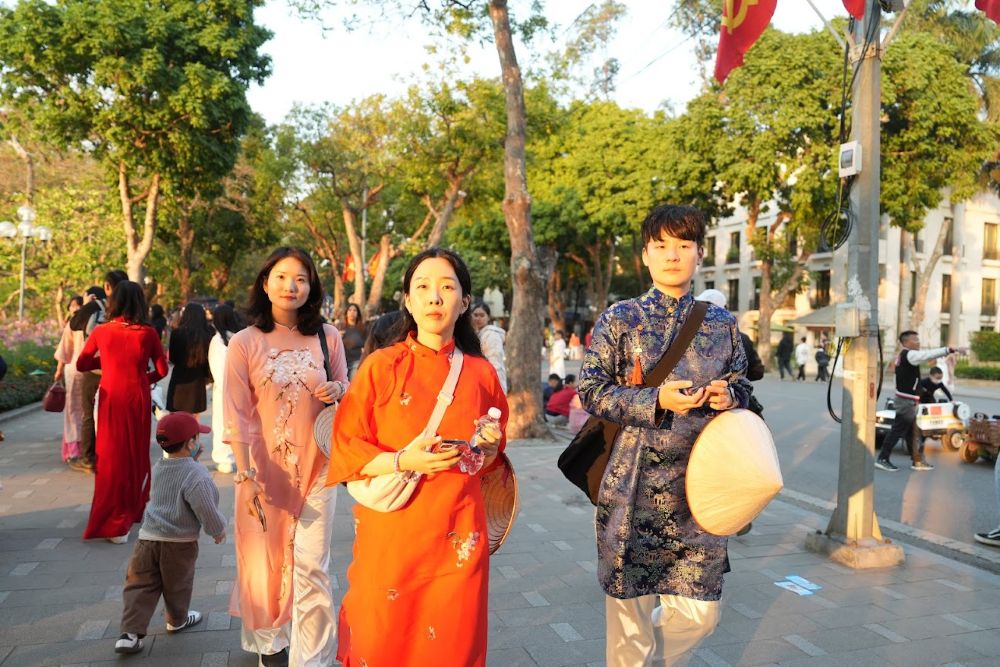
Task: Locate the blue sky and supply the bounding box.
[246,0,861,124]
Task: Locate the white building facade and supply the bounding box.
[693,190,1000,355]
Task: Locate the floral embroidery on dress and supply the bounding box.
[387,588,399,601]
[261,347,320,474]
[399,392,412,406]
[448,531,480,568]
[426,626,436,640]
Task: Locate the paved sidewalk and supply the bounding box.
[3,410,1000,665]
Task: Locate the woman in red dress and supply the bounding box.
[328,248,508,667]
[76,281,168,543]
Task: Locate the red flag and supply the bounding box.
[843,0,865,20]
[342,255,355,283]
[977,0,1000,24]
[714,0,778,84]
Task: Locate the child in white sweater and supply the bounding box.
[115,411,226,655]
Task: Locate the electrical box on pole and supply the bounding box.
[805,1,905,569]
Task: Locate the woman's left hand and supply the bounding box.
[313,380,346,404]
[704,380,737,411]
[473,418,502,466]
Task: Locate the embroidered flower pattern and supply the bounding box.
[448,531,480,568]
[426,626,436,640]
[387,588,399,601]
[261,347,319,465]
[399,392,412,406]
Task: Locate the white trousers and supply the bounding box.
[241,469,337,667]
[605,593,721,667]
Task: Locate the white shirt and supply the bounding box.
[795,342,811,365]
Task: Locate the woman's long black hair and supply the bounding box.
[177,303,213,367]
[107,281,148,325]
[212,303,246,346]
[389,247,482,357]
[247,247,325,336]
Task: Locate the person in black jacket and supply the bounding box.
[166,304,214,417]
[776,331,794,380]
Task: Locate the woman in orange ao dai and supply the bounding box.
[327,247,509,666]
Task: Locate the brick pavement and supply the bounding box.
[4,409,1000,665]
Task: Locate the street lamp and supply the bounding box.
[0,205,51,320]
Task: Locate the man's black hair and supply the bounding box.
[899,330,918,343]
[565,374,576,384]
[929,366,943,376]
[85,286,106,300]
[640,204,706,247]
[548,373,561,381]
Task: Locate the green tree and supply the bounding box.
[880,31,996,332]
[704,29,843,363]
[0,0,271,281]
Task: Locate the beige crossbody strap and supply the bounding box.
[420,349,464,438]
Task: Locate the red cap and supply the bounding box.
[156,412,211,447]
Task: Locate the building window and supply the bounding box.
[986,223,1000,261]
[940,323,950,348]
[942,274,951,312]
[983,278,998,316]
[914,231,924,254]
[812,270,831,308]
[909,271,917,308]
[703,237,716,266]
[704,280,715,291]
[943,217,954,256]
[726,232,741,264]
[753,276,761,310]
[727,278,740,311]
[878,265,887,299]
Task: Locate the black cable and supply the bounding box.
[827,338,846,423]
[825,330,886,424]
[819,6,881,253]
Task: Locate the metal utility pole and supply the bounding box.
[806,2,904,568]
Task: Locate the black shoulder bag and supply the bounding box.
[557,301,708,505]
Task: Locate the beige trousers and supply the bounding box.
[241,467,337,667]
[605,593,721,667]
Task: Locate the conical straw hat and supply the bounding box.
[481,452,519,554]
[686,409,783,536]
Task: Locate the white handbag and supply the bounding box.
[347,349,464,512]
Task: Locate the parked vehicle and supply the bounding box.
[960,414,1000,464]
[874,397,971,453]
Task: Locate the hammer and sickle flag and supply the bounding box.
[977,0,1000,24]
[714,0,778,84]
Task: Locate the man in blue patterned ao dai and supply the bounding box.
[577,204,751,667]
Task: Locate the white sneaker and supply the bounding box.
[107,534,128,544]
[166,610,202,633]
[114,633,143,654]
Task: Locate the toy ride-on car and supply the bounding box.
[874,397,971,454]
[962,414,1000,464]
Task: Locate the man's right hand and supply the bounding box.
[657,380,708,416]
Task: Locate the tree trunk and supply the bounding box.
[8,135,34,206]
[896,230,913,337]
[297,205,345,317]
[948,203,964,348]
[366,233,394,315]
[488,0,548,439]
[910,220,950,331]
[119,163,160,282]
[209,265,231,294]
[176,211,195,303]
[424,176,469,249]
[342,204,366,305]
[540,246,565,332]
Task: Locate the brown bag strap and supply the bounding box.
[642,301,709,388]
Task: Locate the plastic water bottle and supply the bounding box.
[461,407,502,474]
[474,407,503,447]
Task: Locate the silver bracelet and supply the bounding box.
[393,450,405,474]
